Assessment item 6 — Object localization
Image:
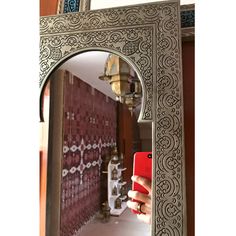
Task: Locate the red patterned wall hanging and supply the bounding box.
[60,71,117,236]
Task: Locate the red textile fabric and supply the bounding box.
[60,71,117,236]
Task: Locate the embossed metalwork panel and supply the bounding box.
[40,1,186,235]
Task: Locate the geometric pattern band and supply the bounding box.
[62,138,115,179]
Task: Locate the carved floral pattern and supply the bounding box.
[40,2,185,236]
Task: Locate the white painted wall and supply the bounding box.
[91,0,195,10]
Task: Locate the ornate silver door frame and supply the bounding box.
[40,0,186,235]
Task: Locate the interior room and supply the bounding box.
[40,1,194,236]
[41,50,152,236]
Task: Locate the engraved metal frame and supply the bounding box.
[40,0,186,235]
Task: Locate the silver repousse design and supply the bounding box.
[40,1,186,235]
[155,4,185,235]
[40,26,153,120]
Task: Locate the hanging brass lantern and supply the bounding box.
[99,54,142,114]
[99,54,130,98]
[124,94,141,116]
